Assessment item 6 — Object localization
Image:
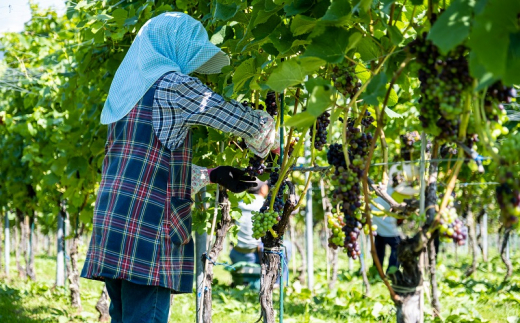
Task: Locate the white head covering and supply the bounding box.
[100,12,230,125]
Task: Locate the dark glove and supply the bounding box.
[209,166,258,193]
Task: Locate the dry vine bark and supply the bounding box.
[26,212,36,281]
[14,211,26,279]
[476,209,488,262]
[258,181,297,323]
[95,284,110,322]
[500,226,513,283]
[201,188,232,323]
[67,219,84,310]
[465,209,479,276]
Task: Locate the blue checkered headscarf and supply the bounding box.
[101,12,229,124]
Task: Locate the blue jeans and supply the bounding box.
[105,278,171,323]
[374,235,401,272]
[229,248,261,264]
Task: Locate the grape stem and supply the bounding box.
[268,126,309,211]
[360,57,411,302]
[472,84,500,162]
[281,88,301,171]
[380,128,389,186]
[291,128,317,213]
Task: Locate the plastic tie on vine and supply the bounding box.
[474,154,485,162]
[202,253,236,271]
[197,286,209,298]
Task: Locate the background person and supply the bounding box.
[371,163,419,272]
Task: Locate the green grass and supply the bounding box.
[0,242,518,322]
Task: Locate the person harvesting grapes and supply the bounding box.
[371,163,420,272]
[81,12,278,323]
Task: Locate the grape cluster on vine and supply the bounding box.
[327,212,346,248]
[253,169,287,239]
[265,91,278,117]
[400,131,421,161]
[309,112,330,151]
[482,82,515,139]
[331,62,361,99]
[439,144,458,159]
[439,207,467,245]
[408,33,472,140]
[246,155,266,177]
[251,210,279,239]
[262,170,286,213]
[326,114,376,259]
[485,81,516,121]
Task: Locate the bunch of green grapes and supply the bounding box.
[327,212,346,248]
[252,210,279,239]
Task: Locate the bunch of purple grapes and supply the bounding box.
[400,131,421,161]
[326,114,375,259]
[246,155,266,176]
[442,218,467,245]
[265,92,278,117]
[408,33,472,140]
[327,144,362,258]
[440,144,458,159]
[309,112,330,151]
[331,62,361,99]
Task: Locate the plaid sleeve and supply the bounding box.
[177,78,265,139]
[153,72,269,151]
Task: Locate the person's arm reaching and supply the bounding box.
[154,73,278,157]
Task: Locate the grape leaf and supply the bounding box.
[233,58,257,92]
[303,27,361,63]
[361,73,387,106]
[356,37,381,61]
[290,15,316,36]
[468,0,520,80]
[269,24,297,54]
[306,83,336,117]
[285,111,317,129]
[427,0,475,54]
[320,1,351,24]
[503,31,520,85]
[284,0,314,16]
[266,59,306,92]
[214,2,240,21]
[388,26,403,46]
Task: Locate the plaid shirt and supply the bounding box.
[81,72,263,292]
